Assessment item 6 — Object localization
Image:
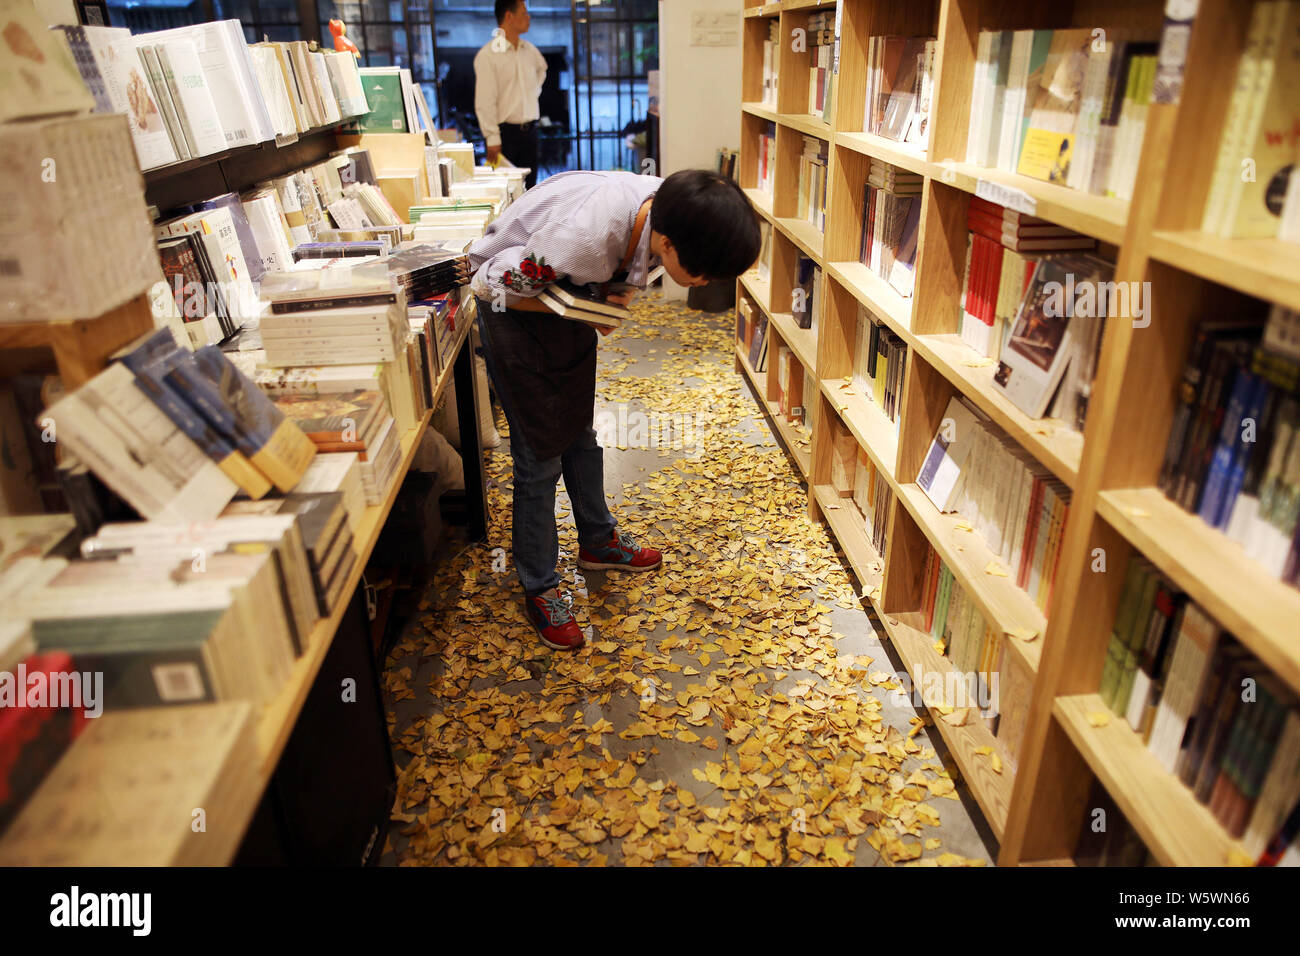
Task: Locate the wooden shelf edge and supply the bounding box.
[767,310,818,377]
[812,483,884,592]
[774,217,825,264]
[739,270,774,318]
[1055,694,1248,867]
[740,101,780,124]
[743,187,776,223]
[894,482,1046,672]
[824,261,914,337]
[780,113,833,139]
[931,160,1129,246]
[835,131,933,179]
[909,333,1082,489]
[1097,488,1300,694]
[1148,231,1300,314]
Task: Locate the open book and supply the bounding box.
[537,279,631,329]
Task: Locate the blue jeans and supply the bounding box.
[476,306,616,594]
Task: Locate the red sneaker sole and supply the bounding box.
[577,557,662,572]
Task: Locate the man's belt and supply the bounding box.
[500,120,537,131]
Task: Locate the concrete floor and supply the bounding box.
[379,289,997,866]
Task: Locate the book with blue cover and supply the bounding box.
[166,346,316,493]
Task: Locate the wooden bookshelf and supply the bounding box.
[735,0,1297,866]
[1054,695,1248,867]
[736,342,812,478]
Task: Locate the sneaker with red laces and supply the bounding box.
[578,531,663,573]
[525,588,585,651]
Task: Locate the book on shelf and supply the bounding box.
[1156,307,1300,586]
[853,305,907,428]
[964,26,1158,199]
[756,221,773,282]
[715,147,739,181]
[992,252,1114,423]
[807,9,837,124]
[272,391,400,505]
[776,346,803,423]
[748,312,770,373]
[756,121,777,197]
[917,395,1071,614]
[793,256,821,332]
[1202,1,1300,240]
[918,545,1001,717]
[0,1,94,123]
[851,444,891,557]
[796,136,828,233]
[1073,778,1152,866]
[858,165,921,298]
[830,421,855,496]
[294,451,366,536]
[762,19,779,108]
[864,36,935,146]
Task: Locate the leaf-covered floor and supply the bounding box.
[380,290,996,866]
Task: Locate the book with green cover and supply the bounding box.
[1114,570,1162,717]
[1100,558,1146,708]
[346,67,407,133]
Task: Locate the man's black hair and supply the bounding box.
[495,0,522,24]
[650,169,761,282]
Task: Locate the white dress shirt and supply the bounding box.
[473,36,547,148]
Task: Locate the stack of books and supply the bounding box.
[271,390,401,505]
[411,201,497,244]
[863,35,936,148]
[1158,306,1300,585]
[858,160,921,297]
[222,491,356,617]
[797,136,828,232]
[917,396,1071,615]
[1100,552,1300,858]
[538,280,631,330]
[965,27,1159,197]
[386,242,472,302]
[1203,1,1300,243]
[852,306,907,429]
[958,196,1097,360]
[807,9,837,123]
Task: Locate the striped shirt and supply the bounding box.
[467,170,661,307]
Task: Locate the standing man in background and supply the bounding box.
[474,0,546,188]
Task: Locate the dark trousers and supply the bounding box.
[498,121,539,188]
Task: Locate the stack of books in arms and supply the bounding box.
[797,137,828,232]
[1203,1,1300,243]
[1100,551,1300,862]
[918,396,1071,616]
[959,196,1098,358]
[862,35,936,149]
[853,305,906,430]
[793,256,821,331]
[965,27,1158,197]
[55,21,369,172]
[756,122,777,198]
[538,280,631,330]
[271,390,402,506]
[807,9,836,123]
[859,160,921,297]
[1158,306,1300,586]
[761,19,779,108]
